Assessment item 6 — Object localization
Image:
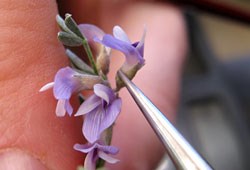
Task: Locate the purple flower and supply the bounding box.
[74,142,119,170]
[40,67,102,117]
[75,84,122,143]
[94,26,146,73]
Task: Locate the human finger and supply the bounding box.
[0,1,85,169]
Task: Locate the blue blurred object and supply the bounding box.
[177,10,250,170]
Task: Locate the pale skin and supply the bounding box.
[0,0,186,170]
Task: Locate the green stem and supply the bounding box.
[102,74,107,80]
[105,125,113,145]
[82,39,98,75]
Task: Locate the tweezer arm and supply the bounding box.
[118,71,212,170]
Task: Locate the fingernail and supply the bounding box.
[0,149,48,170]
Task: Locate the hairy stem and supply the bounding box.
[82,39,98,75]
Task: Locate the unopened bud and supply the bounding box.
[73,73,103,90]
[96,46,110,75]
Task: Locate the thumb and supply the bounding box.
[0,0,84,169]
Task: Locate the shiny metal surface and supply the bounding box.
[155,154,176,170]
[118,71,213,170]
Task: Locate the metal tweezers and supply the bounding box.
[118,71,213,170]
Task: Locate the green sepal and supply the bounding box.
[115,64,142,91]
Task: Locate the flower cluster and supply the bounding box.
[40,14,145,170]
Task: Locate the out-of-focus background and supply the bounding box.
[174,0,250,169]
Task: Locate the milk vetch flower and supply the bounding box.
[95,26,146,78]
[75,84,122,143]
[40,67,102,117]
[74,142,119,170]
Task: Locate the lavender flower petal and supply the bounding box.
[74,142,119,169]
[83,98,121,143]
[84,150,97,170]
[95,35,144,68]
[55,99,72,117]
[96,143,119,155]
[98,151,120,164]
[74,143,97,153]
[78,24,111,55]
[74,143,119,154]
[65,99,73,116]
[135,27,146,57]
[95,35,135,61]
[93,84,115,104]
[39,82,54,92]
[75,95,101,116]
[83,106,104,143]
[95,25,146,79]
[78,24,105,42]
[113,26,131,43]
[40,67,103,117]
[100,98,122,133]
[56,99,66,117]
[53,67,81,99]
[81,84,121,143]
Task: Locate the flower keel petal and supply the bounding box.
[94,84,115,104]
[75,95,101,116]
[98,151,120,164]
[56,99,66,117]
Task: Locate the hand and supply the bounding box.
[0,1,186,169]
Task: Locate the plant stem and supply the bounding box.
[82,39,98,75]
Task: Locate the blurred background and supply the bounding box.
[174,0,250,169]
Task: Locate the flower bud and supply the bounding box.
[78,24,111,75]
[96,46,110,75]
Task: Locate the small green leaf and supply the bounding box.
[56,15,71,33]
[65,13,84,39]
[66,49,94,74]
[58,31,82,46]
